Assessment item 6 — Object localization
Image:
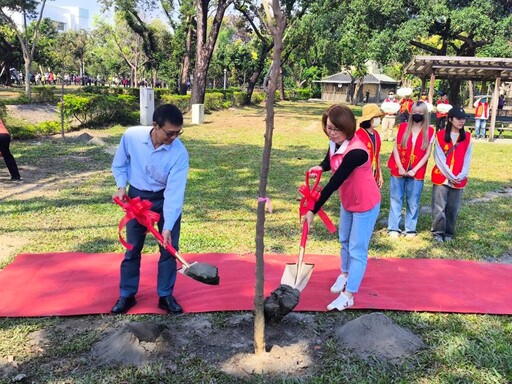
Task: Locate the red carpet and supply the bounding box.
[1,252,511,317]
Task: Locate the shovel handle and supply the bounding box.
[300,220,309,248]
[113,196,190,269]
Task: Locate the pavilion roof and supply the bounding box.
[404,56,512,82]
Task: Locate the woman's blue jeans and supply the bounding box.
[339,202,380,293]
[388,175,424,234]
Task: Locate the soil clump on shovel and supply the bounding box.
[264,284,300,323]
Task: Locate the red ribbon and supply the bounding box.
[114,196,160,250]
[299,172,336,233]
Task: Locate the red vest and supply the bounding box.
[329,136,381,212]
[475,102,489,119]
[436,99,449,118]
[431,130,471,189]
[387,122,434,180]
[355,128,381,184]
[399,98,413,114]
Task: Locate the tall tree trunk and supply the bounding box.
[352,77,364,105]
[254,0,286,356]
[279,68,285,101]
[179,22,193,95]
[191,0,232,104]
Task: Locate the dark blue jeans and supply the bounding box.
[119,186,181,298]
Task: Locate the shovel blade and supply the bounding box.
[179,261,220,285]
[280,263,314,292]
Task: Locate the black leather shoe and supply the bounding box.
[111,296,136,314]
[158,296,183,314]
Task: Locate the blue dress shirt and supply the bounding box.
[112,126,189,230]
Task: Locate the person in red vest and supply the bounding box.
[387,101,435,238]
[399,95,414,123]
[431,106,473,242]
[473,97,490,139]
[303,105,380,311]
[356,104,384,188]
[435,92,449,132]
[0,118,21,181]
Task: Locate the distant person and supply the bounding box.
[0,118,21,181]
[111,104,189,315]
[387,101,435,238]
[498,94,505,111]
[380,91,399,141]
[399,95,413,123]
[356,104,384,188]
[303,104,380,312]
[419,91,428,101]
[435,92,450,132]
[431,106,473,242]
[473,97,490,139]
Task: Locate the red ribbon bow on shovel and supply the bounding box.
[298,169,336,233]
[114,196,161,250]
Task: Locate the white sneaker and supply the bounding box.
[327,292,354,311]
[330,274,348,293]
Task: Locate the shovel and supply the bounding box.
[280,221,314,291]
[114,196,219,285]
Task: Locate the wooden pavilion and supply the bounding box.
[404,56,512,141]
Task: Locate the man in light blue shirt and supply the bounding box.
[111,104,189,314]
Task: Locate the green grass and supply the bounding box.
[0,101,511,383]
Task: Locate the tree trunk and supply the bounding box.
[279,68,285,101]
[352,77,364,105]
[191,0,231,105]
[254,0,286,356]
[244,42,273,105]
[24,58,31,100]
[179,23,193,95]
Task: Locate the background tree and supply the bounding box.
[0,24,22,85]
[0,0,48,99]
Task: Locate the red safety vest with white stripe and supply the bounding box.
[431,130,471,189]
[387,122,434,180]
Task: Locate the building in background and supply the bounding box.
[10,3,90,31]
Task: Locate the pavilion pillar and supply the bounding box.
[488,75,501,141]
[428,73,436,104]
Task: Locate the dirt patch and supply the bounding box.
[6,104,60,124]
[2,312,424,382]
[0,234,30,265]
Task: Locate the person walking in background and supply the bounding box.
[387,101,435,238]
[303,104,380,311]
[356,104,384,188]
[0,118,21,181]
[381,90,399,141]
[111,104,189,315]
[431,106,473,242]
[399,94,414,123]
[435,92,450,132]
[498,94,505,111]
[473,96,490,139]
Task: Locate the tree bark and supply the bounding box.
[191,0,232,104]
[254,0,286,356]
[179,21,193,95]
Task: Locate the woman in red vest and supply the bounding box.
[0,118,21,181]
[303,105,381,311]
[356,103,384,188]
[387,101,435,238]
[431,106,473,242]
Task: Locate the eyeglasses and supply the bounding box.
[161,128,183,138]
[326,124,343,133]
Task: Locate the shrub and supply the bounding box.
[251,91,265,104]
[204,92,224,112]
[0,100,6,118]
[32,86,56,103]
[61,93,138,127]
[160,94,191,113]
[232,91,247,106]
[9,120,70,140]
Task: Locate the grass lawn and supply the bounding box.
[0,100,511,383]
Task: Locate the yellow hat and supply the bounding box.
[358,104,384,124]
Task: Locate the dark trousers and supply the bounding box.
[120,186,181,298]
[0,134,20,179]
[399,112,409,123]
[431,184,463,239]
[436,117,447,132]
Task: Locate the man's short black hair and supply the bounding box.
[153,104,183,127]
